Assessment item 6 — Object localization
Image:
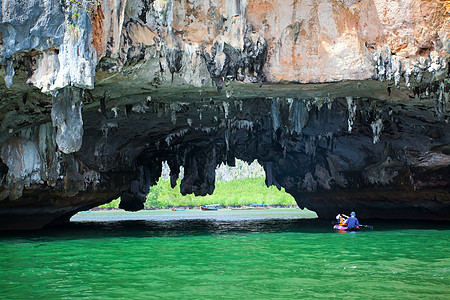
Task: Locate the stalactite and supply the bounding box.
[51,87,84,154]
[4,59,14,89]
[271,98,281,133]
[346,96,356,133]
[371,117,383,144]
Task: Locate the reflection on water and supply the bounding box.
[62,218,450,239]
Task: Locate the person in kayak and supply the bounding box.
[345,211,360,229]
[336,213,349,226]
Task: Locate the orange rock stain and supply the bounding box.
[91,3,105,60]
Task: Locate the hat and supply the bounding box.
[351,211,356,217]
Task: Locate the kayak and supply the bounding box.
[334,224,359,232]
[334,224,373,231]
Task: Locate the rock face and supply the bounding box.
[0,0,449,229]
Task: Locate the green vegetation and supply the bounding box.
[98,198,120,209]
[98,177,297,209]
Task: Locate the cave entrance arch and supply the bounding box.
[142,159,300,210]
[92,95,449,223]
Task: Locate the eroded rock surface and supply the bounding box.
[0,0,449,229]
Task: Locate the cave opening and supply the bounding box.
[96,159,302,210]
[69,158,319,224]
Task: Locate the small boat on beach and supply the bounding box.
[200,204,220,211]
[243,204,269,209]
[231,204,270,210]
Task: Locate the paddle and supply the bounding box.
[359,224,373,230]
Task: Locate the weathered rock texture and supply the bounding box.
[0,0,449,229]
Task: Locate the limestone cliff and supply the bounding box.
[0,0,449,230]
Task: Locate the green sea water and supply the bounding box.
[1,209,449,299]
